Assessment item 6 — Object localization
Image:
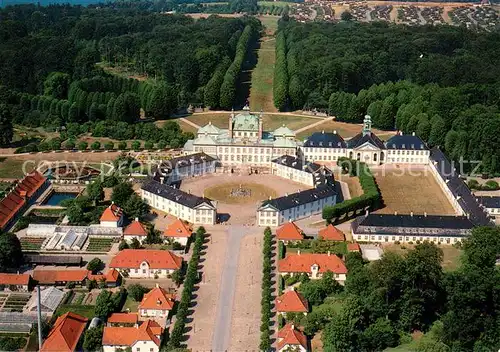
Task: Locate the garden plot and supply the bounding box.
[20,237,45,251]
[398,6,422,25]
[2,294,30,313]
[86,238,113,252]
[350,4,370,21]
[421,6,445,25]
[371,5,392,21]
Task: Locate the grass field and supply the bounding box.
[179,113,319,133]
[122,296,139,313]
[374,166,456,216]
[249,37,277,112]
[0,158,33,179]
[55,304,95,318]
[336,173,363,198]
[204,182,277,204]
[296,120,395,140]
[258,1,290,8]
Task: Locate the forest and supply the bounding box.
[274,20,500,175]
[0,5,260,147]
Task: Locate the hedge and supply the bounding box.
[323,158,381,223]
[166,227,205,350]
[259,227,273,351]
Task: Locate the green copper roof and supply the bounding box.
[233,111,259,131]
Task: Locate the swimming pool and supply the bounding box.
[42,192,78,206]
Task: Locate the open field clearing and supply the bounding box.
[296,119,395,140]
[374,166,456,216]
[205,182,277,204]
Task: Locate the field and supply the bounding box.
[176,113,318,133]
[0,158,32,179]
[374,166,456,216]
[86,237,113,252]
[122,296,139,313]
[295,119,395,140]
[204,182,277,204]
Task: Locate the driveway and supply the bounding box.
[211,225,251,351]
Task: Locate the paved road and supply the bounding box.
[211,225,249,351]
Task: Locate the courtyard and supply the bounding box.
[373,165,456,216]
[180,173,315,225]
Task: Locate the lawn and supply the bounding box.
[54,304,95,319]
[0,158,33,179]
[249,35,277,112]
[295,119,395,140]
[204,182,277,204]
[258,14,280,34]
[374,166,456,216]
[122,296,140,313]
[178,113,318,133]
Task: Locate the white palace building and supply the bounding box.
[184,109,430,167]
[141,109,438,226]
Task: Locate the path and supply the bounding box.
[211,225,250,351]
[293,116,335,134]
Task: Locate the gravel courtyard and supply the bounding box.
[180,173,312,225]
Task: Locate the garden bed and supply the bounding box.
[20,237,46,251]
[86,238,113,252]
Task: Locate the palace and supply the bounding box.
[184,109,430,167]
[184,106,301,166]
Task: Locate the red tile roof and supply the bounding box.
[88,269,121,283]
[276,222,304,241]
[277,323,307,351]
[276,290,309,313]
[139,286,175,311]
[0,171,46,229]
[347,242,361,252]
[33,270,90,285]
[278,253,347,275]
[124,220,147,236]
[164,219,192,238]
[0,273,31,286]
[318,224,345,241]
[41,312,88,352]
[107,313,138,325]
[103,320,163,347]
[109,249,183,270]
[100,203,123,222]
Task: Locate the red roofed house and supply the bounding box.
[276,288,309,317]
[87,269,121,288]
[139,284,175,322]
[100,203,124,227]
[276,221,304,243]
[347,242,361,253]
[33,270,90,287]
[103,319,163,352]
[0,273,32,291]
[109,249,183,279]
[0,171,48,231]
[107,313,139,327]
[318,224,345,241]
[277,323,308,352]
[164,218,193,246]
[123,218,148,244]
[41,312,88,352]
[278,251,347,283]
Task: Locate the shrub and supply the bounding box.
[78,141,88,151]
[118,141,127,150]
[260,227,273,350]
[128,284,149,302]
[104,141,114,150]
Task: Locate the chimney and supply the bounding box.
[322,130,325,134]
[285,193,289,197]
[291,324,295,330]
[156,283,159,288]
[291,286,295,291]
[365,209,369,216]
[410,211,413,217]
[327,251,331,256]
[297,250,301,255]
[333,130,337,134]
[288,219,292,223]
[412,132,415,136]
[394,211,398,215]
[156,299,161,305]
[160,177,164,184]
[424,212,427,217]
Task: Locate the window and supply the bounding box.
[142,269,146,274]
